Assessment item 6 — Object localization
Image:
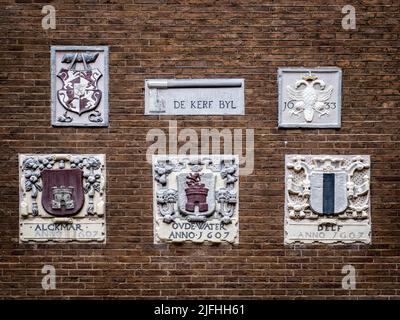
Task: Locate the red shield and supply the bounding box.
[41,169,84,217]
[57,68,102,115]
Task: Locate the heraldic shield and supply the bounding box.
[309,171,348,215]
[57,68,102,115]
[41,169,84,217]
[177,172,216,221]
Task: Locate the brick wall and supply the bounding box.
[0,0,399,299]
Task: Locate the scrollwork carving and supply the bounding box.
[81,157,102,215]
[156,189,178,223]
[286,155,370,220]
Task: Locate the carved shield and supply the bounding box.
[57,68,102,115]
[177,173,216,220]
[309,171,348,215]
[41,169,84,217]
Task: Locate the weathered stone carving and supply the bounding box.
[51,46,109,127]
[284,155,371,244]
[153,155,239,244]
[278,68,342,128]
[19,154,106,242]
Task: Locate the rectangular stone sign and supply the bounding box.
[19,154,106,243]
[145,79,245,115]
[51,46,109,127]
[153,155,239,244]
[278,67,342,128]
[284,155,371,244]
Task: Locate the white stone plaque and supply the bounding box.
[51,46,109,127]
[153,155,239,244]
[19,154,106,243]
[284,155,371,244]
[278,67,342,128]
[145,79,244,115]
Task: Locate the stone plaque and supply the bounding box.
[145,79,244,115]
[153,155,239,244]
[51,46,109,127]
[284,155,371,244]
[278,67,342,128]
[19,154,106,242]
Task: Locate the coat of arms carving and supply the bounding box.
[51,46,109,127]
[278,67,342,128]
[285,155,371,244]
[153,155,239,244]
[284,155,371,244]
[41,168,84,216]
[19,154,106,242]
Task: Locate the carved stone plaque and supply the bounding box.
[145,79,244,115]
[19,154,106,242]
[153,155,239,244]
[51,46,109,127]
[278,68,342,128]
[284,155,371,244]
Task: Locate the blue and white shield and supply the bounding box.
[309,172,348,215]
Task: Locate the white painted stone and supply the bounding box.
[20,221,105,242]
[284,155,371,244]
[19,154,106,243]
[285,221,370,243]
[155,218,238,243]
[153,155,239,244]
[145,79,245,115]
[51,46,109,127]
[278,67,342,128]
